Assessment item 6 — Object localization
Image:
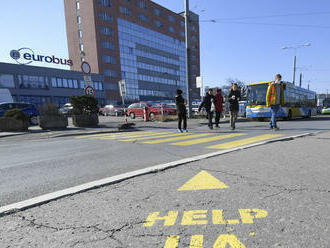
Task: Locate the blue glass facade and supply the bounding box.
[117,18,186,102]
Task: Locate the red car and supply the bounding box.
[127,102,176,119]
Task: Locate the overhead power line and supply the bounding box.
[199,20,330,29]
[200,11,330,22]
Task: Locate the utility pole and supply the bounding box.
[299,73,302,88]
[293,55,296,85]
[185,0,192,118]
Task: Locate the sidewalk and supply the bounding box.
[1,131,329,247]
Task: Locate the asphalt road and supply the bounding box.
[0,116,329,207]
[0,129,329,247]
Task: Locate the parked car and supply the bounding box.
[59,103,73,116]
[127,102,176,119]
[0,102,40,125]
[321,106,330,115]
[100,105,126,116]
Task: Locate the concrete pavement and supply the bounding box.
[0,130,329,247]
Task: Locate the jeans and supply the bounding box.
[270,105,280,128]
[230,111,238,129]
[178,112,187,130]
[207,112,214,127]
[215,111,222,126]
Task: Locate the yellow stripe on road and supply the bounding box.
[207,134,283,150]
[172,133,246,146]
[120,133,191,142]
[76,131,152,139]
[142,133,212,144]
[98,132,173,140]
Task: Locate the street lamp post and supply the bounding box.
[185,0,192,118]
[282,42,311,85]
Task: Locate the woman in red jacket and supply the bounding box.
[214,88,224,128]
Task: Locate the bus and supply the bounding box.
[246,81,317,120]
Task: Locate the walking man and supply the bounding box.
[199,88,216,129]
[175,89,187,133]
[266,74,285,130]
[228,83,241,130]
[214,88,224,128]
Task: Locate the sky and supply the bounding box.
[0,0,329,93]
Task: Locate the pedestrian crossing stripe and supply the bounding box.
[119,133,192,142]
[97,132,174,140]
[76,131,152,139]
[142,133,212,144]
[171,133,246,146]
[178,170,228,191]
[207,134,283,149]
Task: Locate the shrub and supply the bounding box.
[70,95,99,115]
[4,109,29,123]
[39,102,60,116]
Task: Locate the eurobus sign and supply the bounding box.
[10,48,73,66]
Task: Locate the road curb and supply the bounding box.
[0,132,29,139]
[0,132,315,217]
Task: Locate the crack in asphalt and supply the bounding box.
[15,214,145,247]
[203,168,330,197]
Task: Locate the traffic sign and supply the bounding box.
[196,76,203,88]
[118,80,126,97]
[84,85,95,97]
[84,75,92,86]
[81,61,91,75]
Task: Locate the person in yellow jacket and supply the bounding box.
[266,74,285,130]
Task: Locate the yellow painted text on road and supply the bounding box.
[163,234,246,248]
[171,133,245,146]
[143,209,268,227]
[178,170,228,191]
[143,133,212,144]
[207,134,283,149]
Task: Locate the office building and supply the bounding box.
[0,62,106,106]
[64,0,200,104]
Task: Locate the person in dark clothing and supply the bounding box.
[214,88,224,128]
[228,83,241,130]
[175,89,187,133]
[199,89,216,129]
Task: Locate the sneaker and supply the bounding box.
[215,125,220,128]
[183,129,188,133]
[273,127,280,131]
[209,126,213,130]
[177,129,183,133]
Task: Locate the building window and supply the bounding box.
[0,74,15,88]
[180,20,185,27]
[18,75,48,89]
[119,6,132,16]
[98,0,111,7]
[98,12,113,22]
[102,55,116,64]
[191,25,197,32]
[153,20,162,28]
[180,31,185,37]
[137,0,147,9]
[78,29,83,38]
[167,15,175,22]
[153,7,162,17]
[123,0,131,2]
[104,69,118,77]
[138,13,148,22]
[101,40,115,50]
[191,35,197,42]
[77,16,81,24]
[191,55,197,61]
[100,26,113,36]
[76,1,80,10]
[79,43,84,52]
[168,25,175,33]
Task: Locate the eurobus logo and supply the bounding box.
[10,48,73,66]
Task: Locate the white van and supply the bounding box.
[0,89,13,103]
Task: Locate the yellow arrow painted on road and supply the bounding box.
[178,170,228,191]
